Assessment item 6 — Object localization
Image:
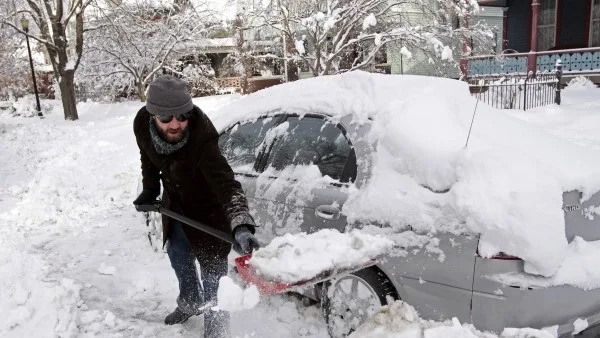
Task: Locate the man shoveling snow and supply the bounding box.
[132,75,260,337]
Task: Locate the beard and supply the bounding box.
[157,125,188,143]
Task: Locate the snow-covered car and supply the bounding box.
[212,71,600,338]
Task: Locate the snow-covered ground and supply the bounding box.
[0,95,329,338]
[1,75,600,337]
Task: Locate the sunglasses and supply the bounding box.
[155,112,192,123]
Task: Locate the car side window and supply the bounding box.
[218,117,277,172]
[265,116,356,182]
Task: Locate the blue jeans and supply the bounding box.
[166,220,230,338]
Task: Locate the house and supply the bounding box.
[386,3,504,78]
[465,0,600,83]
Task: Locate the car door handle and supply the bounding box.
[315,205,341,221]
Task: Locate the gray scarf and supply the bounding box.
[149,117,189,155]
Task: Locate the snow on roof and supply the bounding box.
[213,71,600,278]
[177,37,274,53]
[192,37,236,47]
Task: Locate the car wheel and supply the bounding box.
[321,267,398,338]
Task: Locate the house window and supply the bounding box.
[591,0,600,47]
[537,0,557,51]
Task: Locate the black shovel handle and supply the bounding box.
[143,201,234,244]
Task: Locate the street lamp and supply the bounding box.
[20,17,43,117]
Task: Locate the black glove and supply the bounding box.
[232,225,260,255]
[133,188,160,212]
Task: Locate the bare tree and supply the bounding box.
[3,0,93,120]
[247,0,491,76]
[81,0,215,101]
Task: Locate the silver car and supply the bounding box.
[216,111,600,338]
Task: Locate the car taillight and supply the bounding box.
[477,249,522,260]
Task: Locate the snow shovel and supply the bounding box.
[139,201,378,296]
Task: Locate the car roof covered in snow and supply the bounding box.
[210,71,467,131]
[211,70,600,196]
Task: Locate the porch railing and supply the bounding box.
[536,47,600,73]
[468,54,529,76]
[466,70,561,110]
[466,47,600,77]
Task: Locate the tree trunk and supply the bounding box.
[136,81,147,102]
[285,36,299,81]
[286,59,299,81]
[59,70,79,121]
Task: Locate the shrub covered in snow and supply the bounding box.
[2,95,54,118]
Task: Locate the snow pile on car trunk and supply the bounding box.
[213,71,600,278]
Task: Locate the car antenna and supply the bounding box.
[464,79,483,149]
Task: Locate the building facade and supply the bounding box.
[466,0,600,80]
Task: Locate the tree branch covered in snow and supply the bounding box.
[246,0,492,76]
[80,0,218,101]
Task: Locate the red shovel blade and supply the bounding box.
[234,254,294,295]
[234,254,380,296]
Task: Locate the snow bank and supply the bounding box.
[214,71,600,277]
[349,300,556,338]
[564,76,597,91]
[0,252,82,337]
[248,229,395,284]
[0,96,56,118]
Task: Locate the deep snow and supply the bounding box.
[348,300,559,338]
[2,74,600,338]
[0,96,329,338]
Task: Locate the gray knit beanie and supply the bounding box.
[145,75,194,116]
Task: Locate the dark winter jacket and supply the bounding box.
[133,105,256,249]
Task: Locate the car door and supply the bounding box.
[217,115,286,242]
[385,232,478,324]
[248,114,477,324]
[254,114,357,238]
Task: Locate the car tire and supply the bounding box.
[321,267,398,338]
